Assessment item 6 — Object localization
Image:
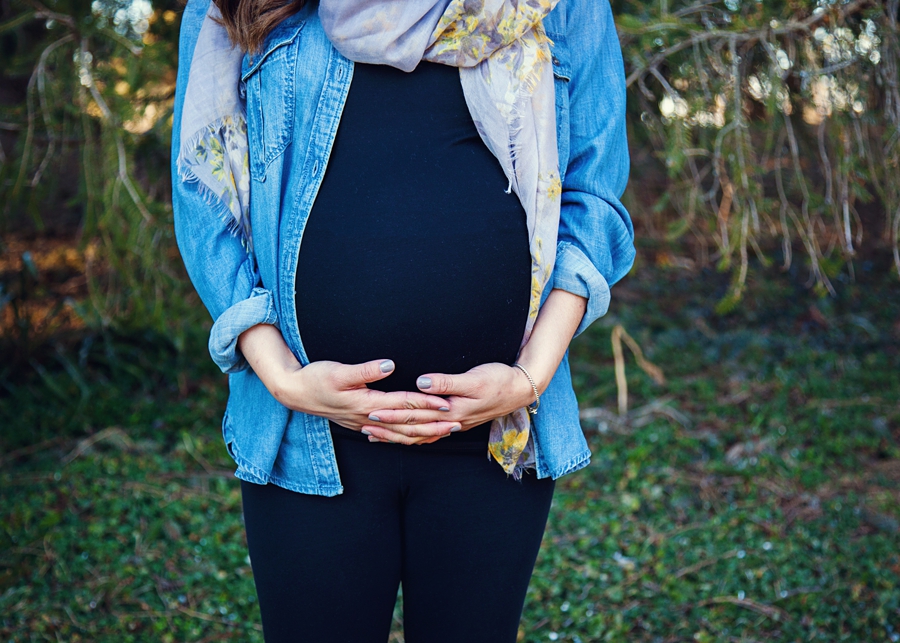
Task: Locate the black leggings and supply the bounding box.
[240,424,555,643]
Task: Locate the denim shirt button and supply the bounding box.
[552,56,561,66]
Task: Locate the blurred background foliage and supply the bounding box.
[616,0,900,311]
[1,0,189,359]
[1,0,898,352]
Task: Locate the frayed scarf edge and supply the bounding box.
[176,119,253,253]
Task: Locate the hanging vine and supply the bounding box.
[618,0,899,309]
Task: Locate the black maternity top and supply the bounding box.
[295,61,531,426]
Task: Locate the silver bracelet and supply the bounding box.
[513,363,540,416]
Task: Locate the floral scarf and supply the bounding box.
[177,0,561,478]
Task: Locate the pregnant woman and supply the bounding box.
[171,0,635,641]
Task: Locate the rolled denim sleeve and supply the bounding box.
[170,0,277,374]
[552,241,612,336]
[551,0,636,337]
[205,286,278,372]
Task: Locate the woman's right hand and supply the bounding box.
[237,324,457,443]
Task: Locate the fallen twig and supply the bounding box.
[61,426,134,464]
[611,324,666,415]
[697,595,790,621]
[674,550,739,579]
[0,436,72,468]
[580,396,689,434]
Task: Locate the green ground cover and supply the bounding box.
[2,258,899,642]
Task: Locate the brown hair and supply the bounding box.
[213,0,306,53]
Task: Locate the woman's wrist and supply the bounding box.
[512,355,553,397]
[237,324,306,406]
[513,289,588,399]
[511,363,541,412]
[267,362,309,411]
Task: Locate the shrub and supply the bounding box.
[617,0,900,308]
[1,0,897,336]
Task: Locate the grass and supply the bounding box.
[2,255,899,642]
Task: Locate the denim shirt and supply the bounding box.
[171,0,635,496]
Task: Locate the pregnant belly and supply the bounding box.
[295,216,531,394]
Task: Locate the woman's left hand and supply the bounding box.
[363,289,587,445]
[361,362,537,444]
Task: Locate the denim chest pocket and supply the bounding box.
[242,20,305,182]
[549,38,571,182]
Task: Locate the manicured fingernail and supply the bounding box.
[439,406,450,412]
[417,376,432,389]
[450,425,461,432]
[380,360,395,373]
[361,429,372,435]
[368,436,381,442]
[367,414,381,422]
